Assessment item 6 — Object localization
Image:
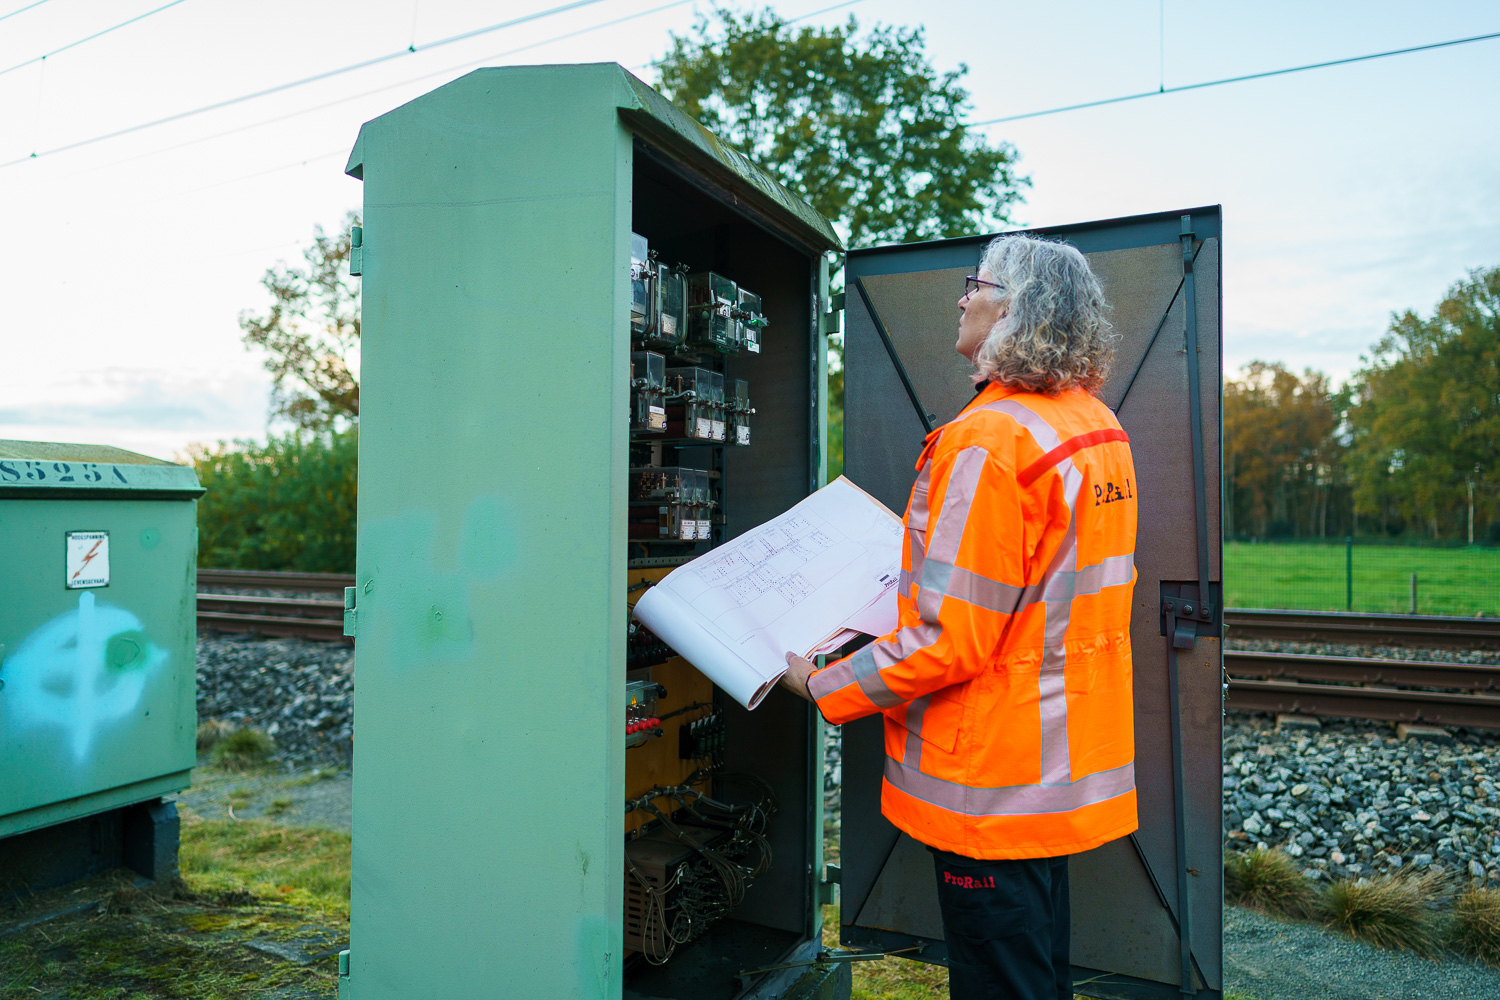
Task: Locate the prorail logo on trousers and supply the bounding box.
[942,871,997,889]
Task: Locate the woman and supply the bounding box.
[783,234,1140,1000]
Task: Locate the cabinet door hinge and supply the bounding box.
[817,862,841,905]
[343,587,358,637]
[819,291,845,336]
[349,227,363,276]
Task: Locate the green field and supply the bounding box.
[1224,541,1500,616]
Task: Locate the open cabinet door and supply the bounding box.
[840,208,1224,999]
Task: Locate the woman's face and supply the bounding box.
[956,270,1007,362]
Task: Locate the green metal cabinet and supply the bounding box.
[343,64,839,1000]
[0,441,201,841]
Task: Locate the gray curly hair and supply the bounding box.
[971,234,1114,395]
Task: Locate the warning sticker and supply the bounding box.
[66,531,110,589]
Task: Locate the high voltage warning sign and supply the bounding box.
[66,531,110,589]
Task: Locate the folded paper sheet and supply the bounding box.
[632,477,903,709]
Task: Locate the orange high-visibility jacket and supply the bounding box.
[809,381,1139,859]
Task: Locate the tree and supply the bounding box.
[1346,266,1500,541]
[189,429,358,572]
[1223,362,1349,539]
[654,7,1028,249]
[240,211,362,430]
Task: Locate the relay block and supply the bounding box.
[621,229,786,974]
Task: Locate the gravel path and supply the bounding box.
[1224,905,1500,999]
[174,761,351,830]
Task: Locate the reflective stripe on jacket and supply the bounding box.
[808,381,1139,859]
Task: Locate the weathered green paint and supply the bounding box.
[0,443,199,841]
[344,63,840,999]
[344,64,634,1000]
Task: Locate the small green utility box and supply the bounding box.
[0,440,202,889]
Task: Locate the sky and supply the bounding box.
[1,0,1496,460]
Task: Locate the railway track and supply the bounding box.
[194,571,1500,727]
[1224,608,1500,651]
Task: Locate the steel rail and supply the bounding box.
[1225,608,1500,650]
[196,593,347,642]
[1224,649,1500,692]
[197,569,354,592]
[1225,678,1500,730]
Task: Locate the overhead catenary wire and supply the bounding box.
[0,0,50,24]
[968,28,1500,127]
[0,0,189,79]
[826,27,1500,155]
[0,0,616,169]
[74,0,698,179]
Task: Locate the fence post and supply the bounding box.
[1346,536,1353,612]
[1410,573,1419,615]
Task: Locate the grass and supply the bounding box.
[1316,869,1444,955]
[209,728,275,772]
[265,797,294,817]
[178,811,351,921]
[288,766,342,787]
[1224,540,1500,615]
[0,810,348,999]
[196,718,233,752]
[1452,886,1500,966]
[1224,848,1315,917]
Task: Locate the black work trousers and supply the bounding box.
[929,847,1071,1000]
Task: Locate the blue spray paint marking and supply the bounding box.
[3,591,167,761]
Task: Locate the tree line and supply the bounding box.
[1226,266,1500,544]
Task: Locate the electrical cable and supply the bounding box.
[970,29,1500,128]
[0,0,49,24]
[0,0,189,79]
[58,0,696,181]
[826,28,1500,155]
[0,0,618,169]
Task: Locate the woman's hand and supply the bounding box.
[780,652,818,702]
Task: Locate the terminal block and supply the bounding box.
[664,367,720,442]
[728,379,753,447]
[686,272,739,355]
[629,466,704,541]
[630,351,667,435]
[627,620,675,670]
[735,288,768,354]
[625,678,666,748]
[678,711,725,765]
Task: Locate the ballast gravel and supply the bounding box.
[196,633,353,767]
[1224,714,1500,883]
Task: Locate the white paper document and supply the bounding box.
[632,476,904,709]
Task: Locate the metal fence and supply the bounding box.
[1224,538,1500,617]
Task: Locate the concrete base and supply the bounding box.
[0,798,179,902]
[1276,714,1322,733]
[1397,723,1454,745]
